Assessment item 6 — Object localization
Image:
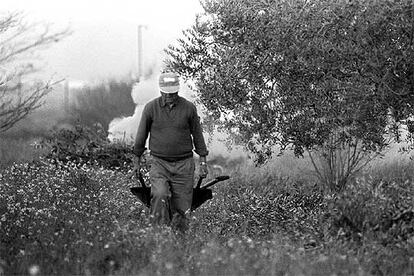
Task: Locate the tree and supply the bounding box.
[165,0,414,191]
[68,80,136,133]
[0,12,69,133]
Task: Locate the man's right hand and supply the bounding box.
[130,156,141,178]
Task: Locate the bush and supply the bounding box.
[325,173,414,275]
[327,175,414,241]
[44,123,134,172]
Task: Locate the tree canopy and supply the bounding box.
[166,0,414,164]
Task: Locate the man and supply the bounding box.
[132,71,209,231]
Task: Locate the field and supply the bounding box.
[2,0,414,274]
[1,148,413,276]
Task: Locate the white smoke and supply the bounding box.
[108,75,159,143]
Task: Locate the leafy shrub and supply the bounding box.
[44,123,134,172]
[324,174,414,275]
[327,175,413,241]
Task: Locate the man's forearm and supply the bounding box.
[133,134,147,157]
[134,103,151,157]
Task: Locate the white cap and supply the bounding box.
[158,72,180,93]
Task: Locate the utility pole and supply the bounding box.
[137,25,147,82]
[64,80,69,113]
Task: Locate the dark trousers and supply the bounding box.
[149,155,194,231]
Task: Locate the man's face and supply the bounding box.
[161,92,178,104]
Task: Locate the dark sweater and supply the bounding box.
[133,96,208,160]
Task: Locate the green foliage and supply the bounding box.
[328,176,413,240]
[194,166,324,241]
[324,174,414,275]
[44,123,134,171]
[166,0,414,164]
[68,80,136,132]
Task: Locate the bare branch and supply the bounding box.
[0,12,70,133]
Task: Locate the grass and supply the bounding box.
[0,154,413,275]
[0,137,47,169]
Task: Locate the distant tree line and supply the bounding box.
[0,12,136,138]
[67,80,136,133]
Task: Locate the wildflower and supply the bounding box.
[28,264,40,276]
[317,254,328,262]
[261,247,270,256]
[227,238,234,248]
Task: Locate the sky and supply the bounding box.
[1,0,204,82]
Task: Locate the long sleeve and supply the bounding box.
[133,104,152,157]
[189,104,209,157]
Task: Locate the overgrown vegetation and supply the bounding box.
[1,152,413,275]
[0,126,413,275]
[44,123,134,171]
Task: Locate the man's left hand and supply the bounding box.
[199,162,208,178]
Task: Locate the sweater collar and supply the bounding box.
[159,96,180,108]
